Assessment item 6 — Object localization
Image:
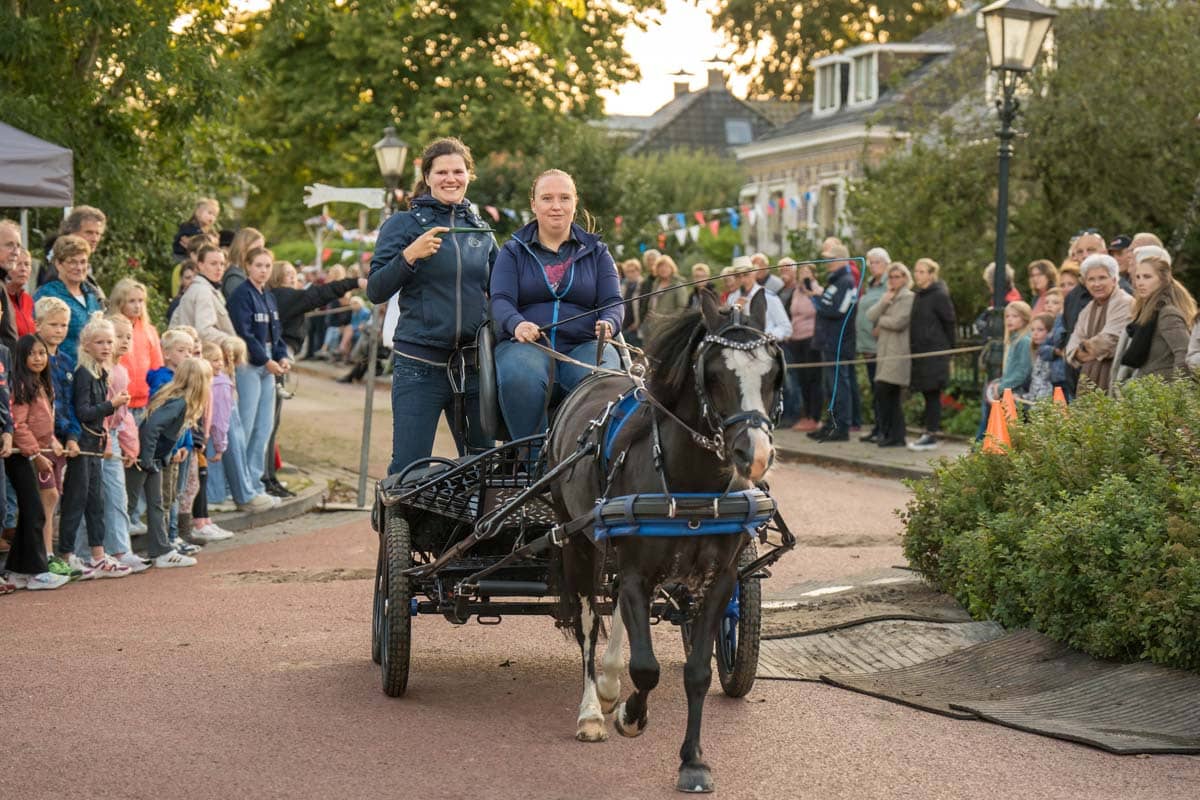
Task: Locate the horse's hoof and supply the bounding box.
[575,716,608,742]
[676,763,714,794]
[614,702,647,738]
[599,689,620,716]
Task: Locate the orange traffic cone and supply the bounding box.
[1001,388,1018,421]
[1052,386,1068,408]
[982,400,1011,454]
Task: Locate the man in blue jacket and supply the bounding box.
[809,244,859,442]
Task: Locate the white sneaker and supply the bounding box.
[209,501,237,513]
[153,551,197,569]
[198,523,234,541]
[4,571,30,590]
[67,554,97,581]
[129,521,148,536]
[115,552,151,573]
[87,556,133,578]
[237,494,276,512]
[26,572,69,590]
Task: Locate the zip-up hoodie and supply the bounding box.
[227,280,288,366]
[137,397,187,471]
[813,263,859,354]
[490,222,623,353]
[72,365,115,452]
[367,195,495,362]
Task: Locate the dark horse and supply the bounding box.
[546,289,782,793]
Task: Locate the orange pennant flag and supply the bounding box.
[982,400,1011,454]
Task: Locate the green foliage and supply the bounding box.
[235,0,662,237]
[848,1,1200,311]
[902,377,1200,671]
[0,1,253,298]
[711,0,958,100]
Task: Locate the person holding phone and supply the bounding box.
[366,137,496,475]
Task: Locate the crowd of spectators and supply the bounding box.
[0,201,365,594]
[614,228,1200,452]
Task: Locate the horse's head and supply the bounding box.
[695,289,784,483]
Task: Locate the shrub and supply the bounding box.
[901,376,1200,672]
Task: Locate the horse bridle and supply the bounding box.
[687,310,786,458]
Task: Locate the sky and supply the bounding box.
[231,0,745,118]
[599,0,749,116]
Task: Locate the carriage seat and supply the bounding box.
[476,319,633,443]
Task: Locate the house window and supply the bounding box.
[725,118,753,145]
[816,63,840,113]
[851,53,877,105]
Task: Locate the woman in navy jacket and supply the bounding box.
[366,137,496,475]
[490,169,623,439]
[227,246,290,494]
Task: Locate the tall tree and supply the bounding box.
[712,0,959,100]
[236,0,662,234]
[0,1,249,296]
[847,1,1200,312]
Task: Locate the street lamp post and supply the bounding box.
[981,0,1057,355]
[358,126,409,507]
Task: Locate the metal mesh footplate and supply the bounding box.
[822,631,1200,754]
[756,619,1005,682]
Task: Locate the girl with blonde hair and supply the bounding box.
[109,277,163,420]
[129,358,213,568]
[1112,249,1197,387]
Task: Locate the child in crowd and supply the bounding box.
[976,302,1034,442]
[189,342,235,543]
[33,296,85,579]
[57,314,132,577]
[207,337,275,512]
[127,358,212,569]
[3,335,68,590]
[1023,313,1057,402]
[172,198,219,261]
[146,328,201,556]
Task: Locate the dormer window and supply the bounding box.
[815,62,841,115]
[851,52,878,106]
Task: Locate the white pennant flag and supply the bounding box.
[688,224,700,242]
[674,228,688,246]
[657,214,672,231]
[748,208,758,226]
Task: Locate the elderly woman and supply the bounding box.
[6,245,36,336]
[856,247,890,443]
[907,258,956,451]
[687,263,715,310]
[640,254,688,343]
[33,234,103,367]
[1111,246,1197,391]
[982,262,1022,305]
[1066,254,1133,394]
[491,168,622,440]
[867,262,915,448]
[1027,259,1058,314]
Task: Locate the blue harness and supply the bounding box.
[589,489,775,543]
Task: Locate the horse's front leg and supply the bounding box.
[597,599,624,714]
[677,568,736,793]
[614,574,658,738]
[574,592,607,742]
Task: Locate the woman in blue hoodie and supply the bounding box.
[366,138,496,475]
[490,169,623,440]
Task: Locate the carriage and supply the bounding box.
[370,290,795,792]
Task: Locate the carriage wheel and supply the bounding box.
[371,537,384,665]
[380,510,413,697]
[716,542,761,698]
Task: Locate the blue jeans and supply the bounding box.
[822,349,854,433]
[208,404,257,504]
[236,364,275,494]
[781,341,804,423]
[495,339,619,440]
[388,353,489,476]
[74,436,133,556]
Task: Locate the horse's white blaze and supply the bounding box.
[576,595,605,737]
[722,348,776,479]
[597,604,624,710]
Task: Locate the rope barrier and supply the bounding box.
[786,344,984,370]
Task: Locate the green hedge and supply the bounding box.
[902,377,1200,672]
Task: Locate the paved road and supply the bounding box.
[5,470,1197,799]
